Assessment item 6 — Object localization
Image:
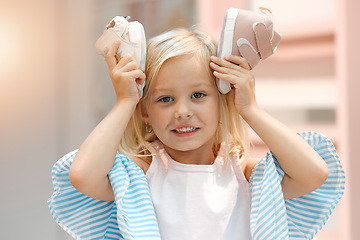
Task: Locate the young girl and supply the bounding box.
[48,28,345,240]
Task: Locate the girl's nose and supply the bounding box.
[174,100,192,119]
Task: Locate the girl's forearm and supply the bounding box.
[69,100,136,200]
[243,106,328,199]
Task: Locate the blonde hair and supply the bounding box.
[120,27,249,160]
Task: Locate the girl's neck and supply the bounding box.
[163,143,216,165]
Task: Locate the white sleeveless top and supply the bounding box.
[146,140,252,240]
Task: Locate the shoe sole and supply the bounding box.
[138,23,146,98]
[138,23,146,70]
[217,7,239,58]
[216,8,239,94]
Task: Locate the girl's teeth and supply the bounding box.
[176,127,195,133]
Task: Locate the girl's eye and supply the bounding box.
[158,96,173,102]
[191,92,205,99]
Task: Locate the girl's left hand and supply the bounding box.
[210,55,258,117]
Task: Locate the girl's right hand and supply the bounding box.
[105,39,146,104]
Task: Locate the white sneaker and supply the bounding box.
[217,7,281,94]
[95,16,147,98]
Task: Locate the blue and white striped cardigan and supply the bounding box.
[48,132,345,239]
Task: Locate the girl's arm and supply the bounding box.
[69,40,146,201]
[210,55,328,200]
[242,107,328,200]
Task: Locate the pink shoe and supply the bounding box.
[95,16,146,98]
[216,7,281,94]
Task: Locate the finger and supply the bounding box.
[136,70,147,85]
[129,69,146,81]
[209,61,232,75]
[112,54,138,71]
[213,70,254,90]
[223,55,251,71]
[105,39,121,70]
[114,59,139,74]
[211,55,232,67]
[123,70,146,85]
[210,60,242,77]
[212,70,239,86]
[211,55,249,72]
[124,61,139,72]
[211,60,253,86]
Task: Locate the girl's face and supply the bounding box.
[143,54,220,158]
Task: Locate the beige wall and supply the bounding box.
[337,0,360,239]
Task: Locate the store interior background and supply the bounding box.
[0,0,358,239]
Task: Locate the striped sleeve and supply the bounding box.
[283,132,345,239]
[47,151,161,240]
[249,132,345,240]
[108,153,161,239]
[249,150,289,240]
[47,150,123,239]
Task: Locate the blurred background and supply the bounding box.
[0,0,358,239]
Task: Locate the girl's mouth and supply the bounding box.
[173,127,198,133]
[171,127,199,137]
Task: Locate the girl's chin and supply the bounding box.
[162,139,212,153]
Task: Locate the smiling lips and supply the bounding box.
[172,126,199,136]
